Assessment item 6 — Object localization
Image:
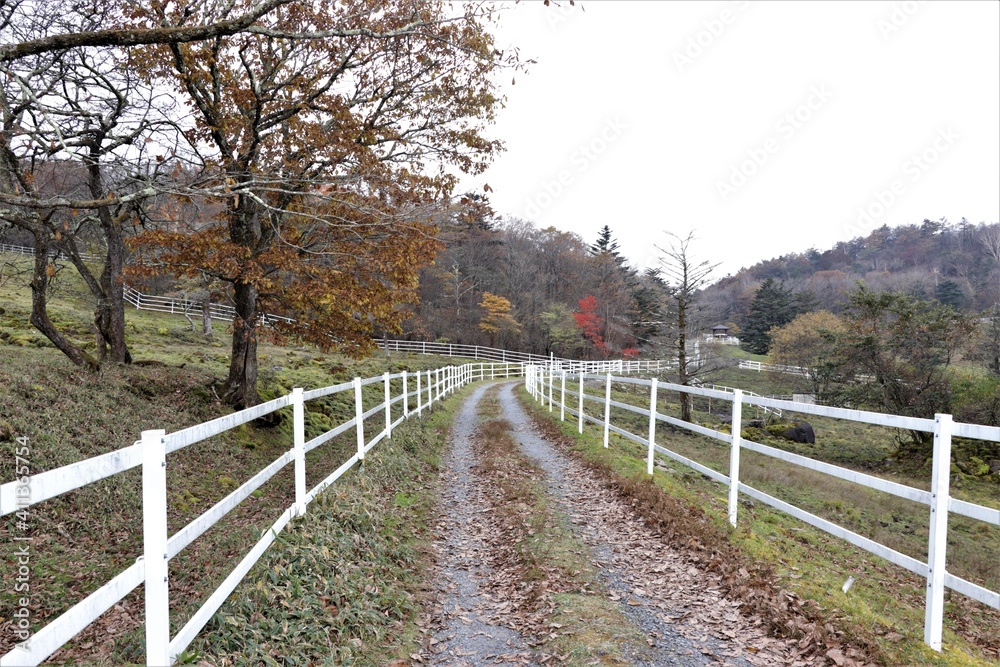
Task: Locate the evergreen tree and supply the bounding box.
[935,279,968,310]
[590,224,621,258]
[739,278,795,355]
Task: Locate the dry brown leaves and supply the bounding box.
[525,406,882,667]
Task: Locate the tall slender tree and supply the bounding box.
[657,232,718,422]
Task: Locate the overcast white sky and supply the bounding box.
[460,0,1000,279]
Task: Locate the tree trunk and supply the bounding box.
[89,159,131,364]
[221,280,260,409]
[201,295,213,336]
[29,234,99,370]
[678,295,692,423]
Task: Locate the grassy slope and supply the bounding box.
[522,382,1000,667]
[0,258,471,664]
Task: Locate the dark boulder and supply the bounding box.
[782,421,815,444]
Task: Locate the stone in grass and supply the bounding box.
[767,421,816,445]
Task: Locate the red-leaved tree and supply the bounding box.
[574,295,608,357]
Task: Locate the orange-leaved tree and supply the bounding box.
[128,0,518,408]
[479,292,521,347]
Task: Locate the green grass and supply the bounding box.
[523,385,1000,666]
[175,390,462,667]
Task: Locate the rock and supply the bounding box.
[990,459,1000,475]
[782,421,816,444]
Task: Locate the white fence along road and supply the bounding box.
[525,365,1000,654]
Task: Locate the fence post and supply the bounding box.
[603,373,612,449]
[142,428,170,667]
[292,388,306,516]
[548,365,554,412]
[354,378,365,461]
[427,369,432,407]
[384,372,391,439]
[415,371,422,416]
[924,413,953,651]
[578,373,585,433]
[647,378,658,475]
[560,370,566,421]
[402,371,409,418]
[727,389,743,527]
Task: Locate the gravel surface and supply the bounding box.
[425,383,539,666]
[497,383,801,666]
[424,382,808,666]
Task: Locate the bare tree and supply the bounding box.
[0,33,170,365]
[657,231,720,423]
[980,223,1000,264]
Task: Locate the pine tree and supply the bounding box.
[740,278,796,355]
[590,225,621,258]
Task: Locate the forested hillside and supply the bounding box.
[703,219,1000,323]
[403,219,667,358]
[396,217,999,361]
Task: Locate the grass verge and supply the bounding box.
[0,300,477,663]
[176,389,462,666]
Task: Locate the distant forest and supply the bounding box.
[4,215,996,360]
[403,217,999,358]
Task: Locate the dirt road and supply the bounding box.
[422,382,806,666]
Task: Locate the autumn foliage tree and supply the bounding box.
[574,295,608,357]
[126,0,516,408]
[478,292,520,347]
[768,310,843,394]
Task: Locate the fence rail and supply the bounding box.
[525,365,1000,654]
[0,358,656,666]
[738,359,811,376]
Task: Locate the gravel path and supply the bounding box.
[425,382,803,666]
[425,383,538,666]
[497,383,799,666]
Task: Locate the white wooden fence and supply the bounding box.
[738,359,811,376]
[0,358,651,666]
[525,365,1000,653]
